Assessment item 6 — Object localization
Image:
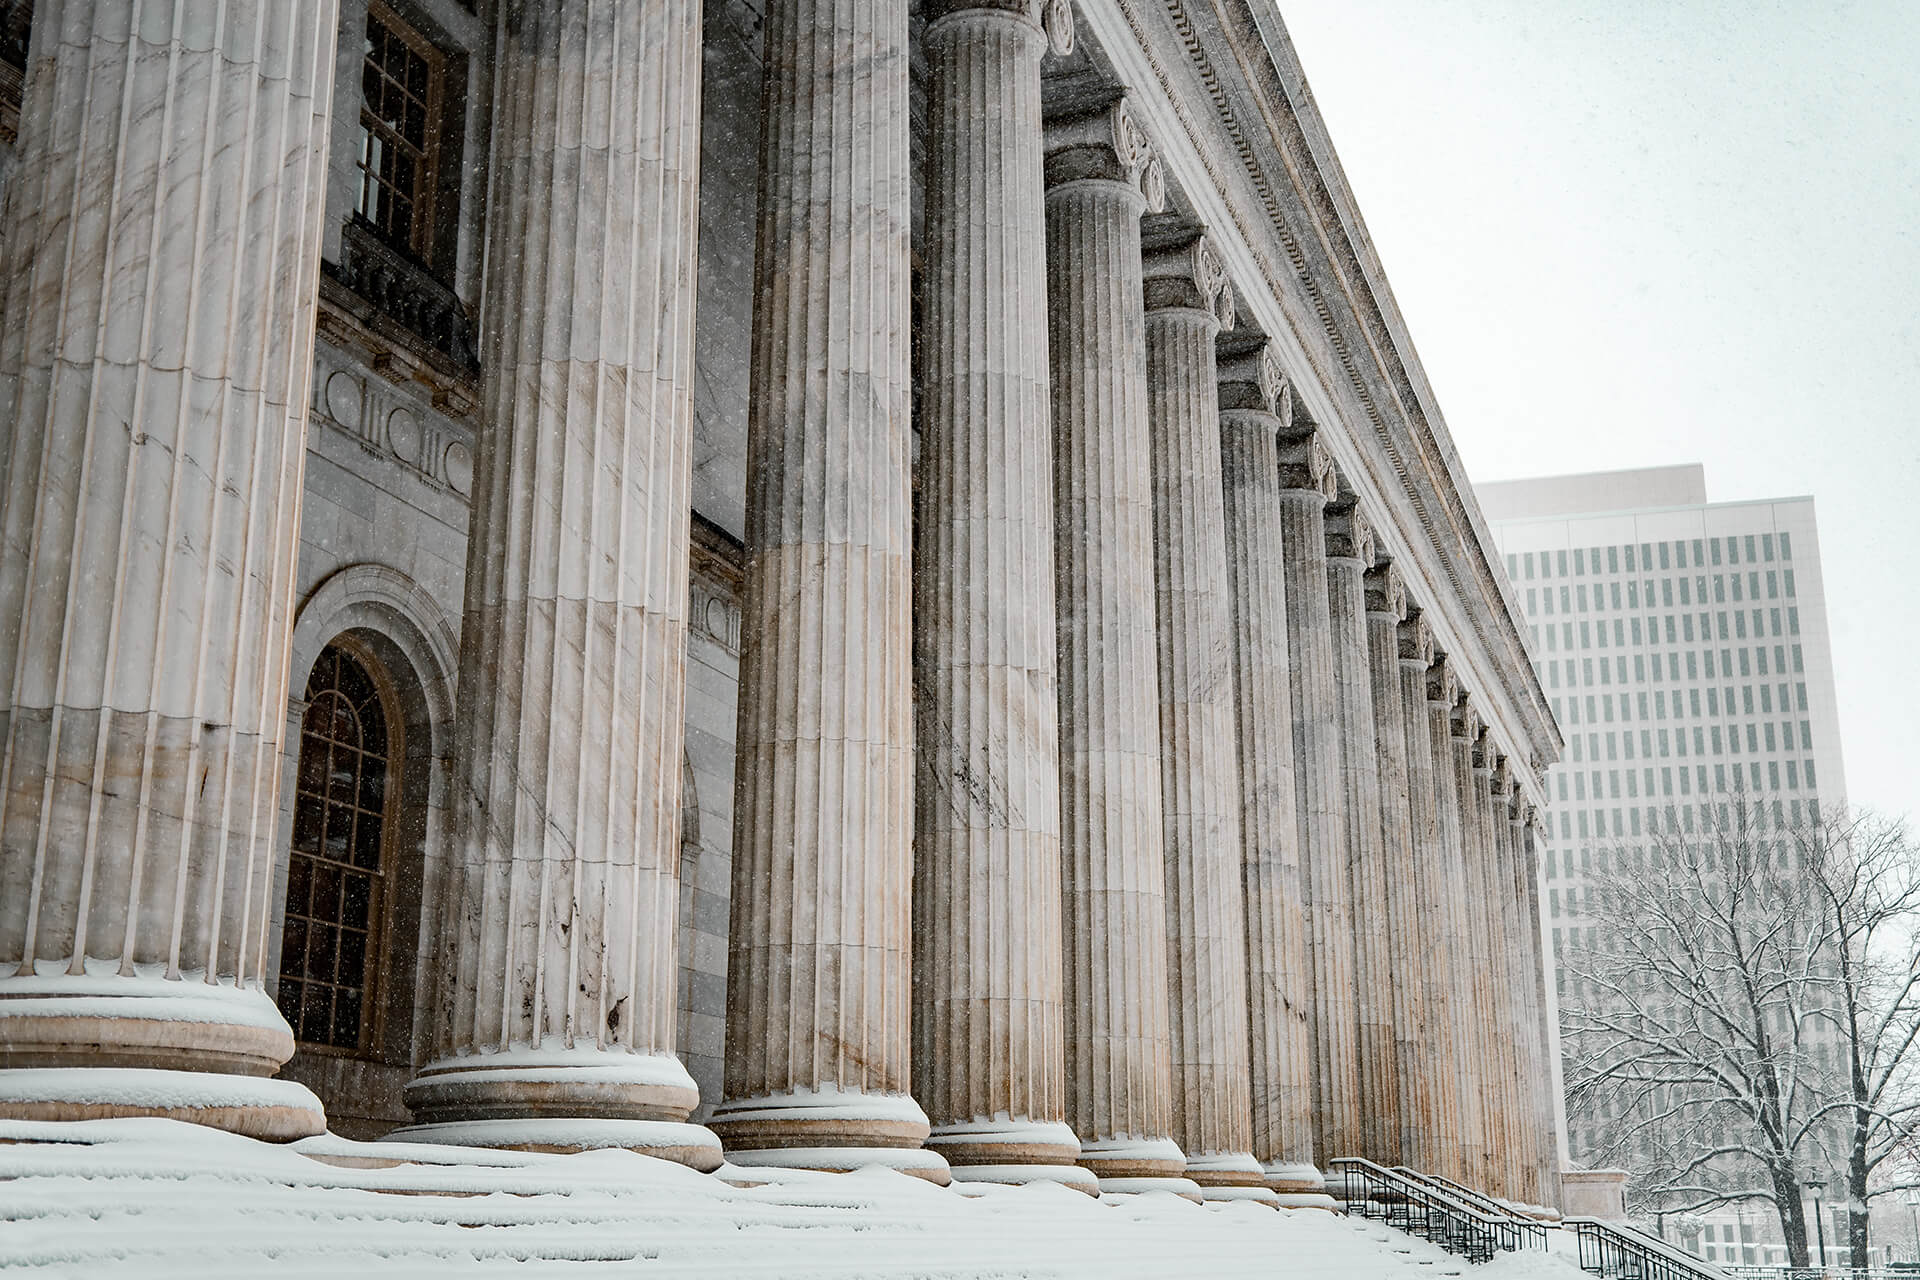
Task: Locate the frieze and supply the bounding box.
[309,340,475,500]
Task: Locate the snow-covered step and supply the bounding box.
[0,1119,1593,1278]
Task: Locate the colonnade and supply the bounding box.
[0,0,1559,1210]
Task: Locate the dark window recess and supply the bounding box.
[325,217,478,368]
[278,645,396,1053]
[0,0,31,147]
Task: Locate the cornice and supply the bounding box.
[1073,0,1559,804]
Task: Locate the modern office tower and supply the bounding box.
[1480,464,1850,1262]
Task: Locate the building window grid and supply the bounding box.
[357,2,445,264]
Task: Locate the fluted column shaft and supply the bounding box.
[1397,620,1458,1174]
[1143,251,1268,1202]
[1217,338,1321,1203]
[1503,796,1542,1205]
[1452,728,1499,1189]
[1045,109,1190,1195]
[713,0,943,1181]
[401,0,717,1169]
[912,0,1084,1189]
[1326,510,1391,1165]
[1278,449,1360,1171]
[1430,674,1485,1184]
[1521,817,1563,1207]
[1363,569,1421,1167]
[1480,769,1522,1197]
[0,0,339,1140]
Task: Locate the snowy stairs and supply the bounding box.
[0,1119,1593,1278]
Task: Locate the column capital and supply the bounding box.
[1276,434,1336,501]
[1363,558,1405,621]
[1142,224,1235,327]
[1450,692,1481,745]
[1044,93,1166,210]
[1398,609,1434,669]
[1426,654,1458,709]
[1471,724,1493,775]
[1490,754,1513,798]
[925,0,1074,53]
[1324,498,1375,566]
[1216,331,1288,416]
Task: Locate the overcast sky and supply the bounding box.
[1278,0,1920,823]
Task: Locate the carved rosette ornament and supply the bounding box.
[1038,0,1074,54]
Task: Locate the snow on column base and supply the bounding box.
[1185,1151,1282,1206]
[1264,1160,1340,1211]
[0,970,297,1076]
[707,1088,950,1185]
[0,1067,324,1141]
[927,1117,1092,1193]
[383,1118,723,1171]
[1079,1137,1202,1202]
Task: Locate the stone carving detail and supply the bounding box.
[1039,0,1074,54]
[1399,611,1435,667]
[1044,96,1167,212]
[1364,560,1405,621]
[310,343,476,498]
[1214,332,1286,417]
[1143,229,1233,328]
[1326,501,1375,567]
[690,574,743,655]
[1275,434,1336,501]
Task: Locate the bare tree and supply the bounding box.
[1795,808,1920,1269]
[1558,796,1829,1267]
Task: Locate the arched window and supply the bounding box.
[278,643,399,1053]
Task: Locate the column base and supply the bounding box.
[1079,1137,1201,1201]
[707,1088,951,1185]
[399,1047,721,1171]
[1264,1160,1340,1211]
[1186,1151,1282,1206]
[0,970,321,1141]
[929,1118,1098,1195]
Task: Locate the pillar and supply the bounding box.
[1397,610,1458,1175]
[1452,707,1498,1190]
[1142,232,1272,1204]
[1503,782,1543,1206]
[0,0,340,1139]
[396,0,718,1170]
[1521,808,1564,1208]
[709,0,946,1182]
[913,0,1090,1190]
[1429,662,1486,1184]
[1217,335,1328,1207]
[1363,559,1423,1168]
[1325,498,1393,1165]
[1276,428,1362,1172]
[1480,756,1521,1197]
[1044,96,1194,1197]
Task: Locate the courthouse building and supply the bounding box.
[0,0,1567,1211]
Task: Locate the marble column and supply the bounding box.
[0,0,340,1140]
[1482,757,1523,1198]
[396,0,719,1170]
[1453,713,1499,1190]
[1325,499,1393,1166]
[1521,809,1564,1208]
[1142,232,1272,1204]
[1363,559,1423,1168]
[709,0,945,1182]
[1044,97,1194,1198]
[1430,663,1486,1185]
[1277,428,1361,1173]
[1216,335,1327,1207]
[1397,610,1459,1175]
[913,0,1090,1191]
[1502,782,1542,1206]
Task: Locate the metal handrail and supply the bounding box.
[1392,1165,1550,1245]
[1330,1157,1547,1263]
[1567,1215,1732,1280]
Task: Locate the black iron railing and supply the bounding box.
[1568,1216,1730,1280]
[1391,1166,1549,1248]
[325,218,479,370]
[1331,1157,1547,1264]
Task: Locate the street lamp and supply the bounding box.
[1807,1179,1827,1274]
